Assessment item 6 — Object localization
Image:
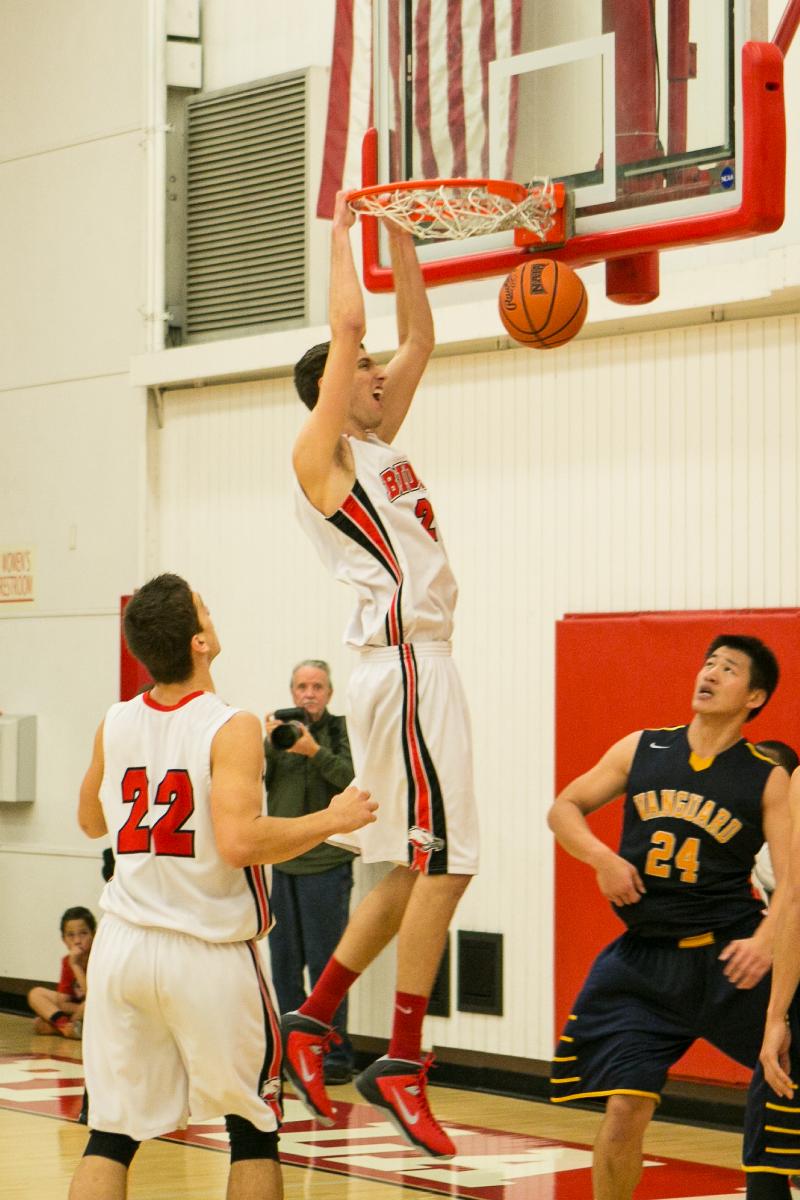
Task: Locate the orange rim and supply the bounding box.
[346,177,532,208]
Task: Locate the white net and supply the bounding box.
[348,178,557,241]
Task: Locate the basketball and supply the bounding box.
[498,259,588,349]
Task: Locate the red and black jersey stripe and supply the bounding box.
[399,644,448,875]
[243,865,271,937]
[329,481,405,645]
[246,941,283,1122]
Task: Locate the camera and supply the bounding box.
[270,706,310,750]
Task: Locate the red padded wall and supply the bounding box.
[555,609,800,1086]
[119,594,153,702]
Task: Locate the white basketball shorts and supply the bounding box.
[329,642,479,875]
[83,914,282,1141]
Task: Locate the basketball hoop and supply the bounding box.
[347,178,563,243]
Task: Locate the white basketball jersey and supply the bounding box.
[99,691,271,942]
[295,434,458,647]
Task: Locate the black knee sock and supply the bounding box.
[746,1172,792,1200]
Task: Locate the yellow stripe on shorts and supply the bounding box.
[678,932,715,948]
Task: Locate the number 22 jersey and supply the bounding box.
[98,690,271,942]
[615,726,775,937]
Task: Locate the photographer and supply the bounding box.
[265,659,356,1084]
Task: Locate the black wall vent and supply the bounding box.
[457,931,503,1016]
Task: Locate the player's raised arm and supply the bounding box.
[210,710,376,867]
[293,192,364,512]
[547,731,644,906]
[78,720,108,839]
[376,224,435,444]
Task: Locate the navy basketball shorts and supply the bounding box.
[744,999,800,1176]
[551,923,771,1106]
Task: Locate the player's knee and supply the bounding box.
[225,1114,280,1163]
[604,1094,656,1140]
[416,870,471,897]
[448,872,472,897]
[84,1130,140,1167]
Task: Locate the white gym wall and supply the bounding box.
[151,314,800,1060]
[1,0,799,1065]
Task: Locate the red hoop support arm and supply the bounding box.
[774,0,800,56]
[360,41,785,296]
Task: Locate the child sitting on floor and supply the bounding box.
[27,906,96,1039]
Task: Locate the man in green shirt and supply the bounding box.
[265,659,356,1083]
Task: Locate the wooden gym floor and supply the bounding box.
[0,1010,750,1199]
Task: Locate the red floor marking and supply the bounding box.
[0,1055,746,1199]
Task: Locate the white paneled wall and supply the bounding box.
[201,0,336,89]
[150,379,353,714]
[0,135,148,391]
[0,1,145,161]
[153,312,800,1060]
[1,0,797,1042]
[0,378,146,612]
[0,849,105,980]
[0,1,150,981]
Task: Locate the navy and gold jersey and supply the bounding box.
[615,726,774,937]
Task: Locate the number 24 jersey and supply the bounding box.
[615,725,774,937]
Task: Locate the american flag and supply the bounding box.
[317,0,522,218]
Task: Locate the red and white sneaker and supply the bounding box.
[280,1011,340,1126]
[355,1054,456,1158]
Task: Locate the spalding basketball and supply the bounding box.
[498,259,587,349]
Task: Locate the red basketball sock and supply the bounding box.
[388,991,428,1062]
[300,958,360,1027]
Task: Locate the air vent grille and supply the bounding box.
[185,74,307,340]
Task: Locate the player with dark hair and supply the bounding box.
[548,635,790,1200]
[122,572,202,683]
[69,573,376,1200]
[283,194,479,1158]
[702,635,780,720]
[293,341,335,411]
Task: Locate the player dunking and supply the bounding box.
[69,574,375,1200]
[283,193,479,1157]
[548,636,791,1200]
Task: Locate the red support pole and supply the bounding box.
[605,251,660,305]
[773,0,800,56]
[667,0,691,155]
[603,0,661,164]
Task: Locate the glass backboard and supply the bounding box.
[362,0,785,301]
